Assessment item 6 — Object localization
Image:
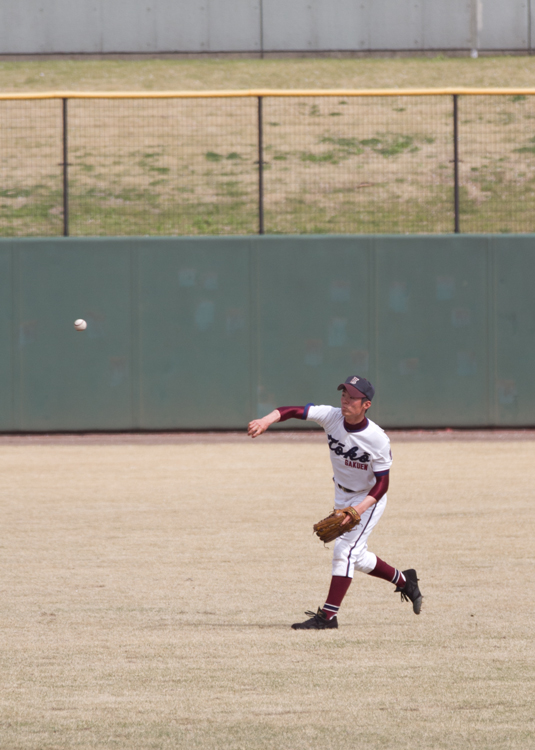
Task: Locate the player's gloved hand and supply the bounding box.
[313,507,361,543]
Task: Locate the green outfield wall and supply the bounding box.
[0,235,534,431]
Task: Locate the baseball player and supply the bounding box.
[247,375,423,630]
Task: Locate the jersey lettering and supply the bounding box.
[327,434,370,464]
[344,459,368,470]
[306,407,391,506]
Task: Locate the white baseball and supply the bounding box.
[74,318,87,331]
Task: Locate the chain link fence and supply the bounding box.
[2,90,535,236]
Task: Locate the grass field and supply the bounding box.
[1,436,533,749]
[2,56,535,92]
[2,56,535,237]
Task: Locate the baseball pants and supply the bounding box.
[331,495,387,578]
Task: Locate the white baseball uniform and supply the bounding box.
[305,404,392,578]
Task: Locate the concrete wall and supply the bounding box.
[0,0,533,55]
[1,234,534,432]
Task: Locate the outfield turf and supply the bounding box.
[1,436,533,749]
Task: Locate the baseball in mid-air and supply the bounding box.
[74,318,87,331]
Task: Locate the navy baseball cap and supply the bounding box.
[337,375,375,401]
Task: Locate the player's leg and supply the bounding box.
[367,558,423,613]
[319,564,423,620]
[365,558,423,615]
[369,563,422,614]
[367,556,406,587]
[291,498,386,630]
[341,498,423,614]
[328,497,423,615]
[322,496,388,619]
[321,573,352,621]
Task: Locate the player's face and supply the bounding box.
[340,388,371,424]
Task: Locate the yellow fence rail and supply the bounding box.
[2,89,535,237]
[3,88,535,99]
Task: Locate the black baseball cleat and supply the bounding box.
[395,569,423,614]
[291,608,338,630]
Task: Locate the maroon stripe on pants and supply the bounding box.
[344,502,378,577]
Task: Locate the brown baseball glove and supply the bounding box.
[313,506,361,544]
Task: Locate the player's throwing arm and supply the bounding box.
[247,376,423,630]
[247,410,281,438]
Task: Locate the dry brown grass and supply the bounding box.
[3,57,535,236]
[3,56,535,93]
[3,91,535,236]
[0,438,533,749]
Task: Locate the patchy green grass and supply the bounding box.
[2,59,535,235]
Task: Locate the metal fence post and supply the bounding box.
[453,94,460,234]
[259,0,264,59]
[257,96,264,235]
[62,97,69,237]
